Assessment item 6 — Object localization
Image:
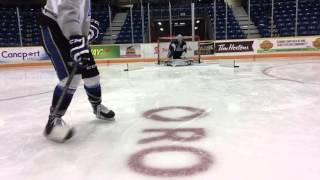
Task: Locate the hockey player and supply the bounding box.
[39,0,115,143]
[168,34,187,59]
[167,34,192,66]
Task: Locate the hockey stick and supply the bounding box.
[124,63,144,71]
[124,63,129,71]
[51,63,78,116]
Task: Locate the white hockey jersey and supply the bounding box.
[43,0,92,39]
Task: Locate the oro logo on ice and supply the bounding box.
[128,106,213,177]
[143,106,207,122]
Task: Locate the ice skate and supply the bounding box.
[44,115,74,143]
[93,104,115,121]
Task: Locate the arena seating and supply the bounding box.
[208,1,246,39]
[0,6,20,47]
[91,5,110,44]
[1,1,319,47]
[248,0,273,37]
[149,3,206,19]
[275,0,320,36]
[116,7,148,44]
[249,0,320,37]
[142,1,245,41]
[0,4,109,47]
[19,6,42,46]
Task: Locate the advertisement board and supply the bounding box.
[1,36,320,65]
[257,37,320,53]
[91,45,120,60]
[0,46,49,63]
[214,40,255,55]
[120,44,142,58]
[197,41,215,55]
[141,43,158,58]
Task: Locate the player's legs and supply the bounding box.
[40,16,80,117]
[80,52,101,106]
[39,15,79,142]
[81,52,115,120]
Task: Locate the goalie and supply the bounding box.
[166,34,192,66]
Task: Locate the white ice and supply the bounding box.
[1,59,320,180]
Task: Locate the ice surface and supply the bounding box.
[1,59,320,180]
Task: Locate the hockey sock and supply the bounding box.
[50,85,76,116]
[84,84,102,107]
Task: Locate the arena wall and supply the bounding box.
[0,36,320,68]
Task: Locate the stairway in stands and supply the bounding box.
[102,12,128,44]
[231,6,261,39]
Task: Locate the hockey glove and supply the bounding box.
[88,19,100,42]
[69,35,91,66]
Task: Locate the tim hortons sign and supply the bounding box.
[214,41,254,53]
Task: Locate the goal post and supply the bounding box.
[157,36,201,65]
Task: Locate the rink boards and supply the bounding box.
[1,36,320,68]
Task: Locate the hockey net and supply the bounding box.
[157,36,201,65]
